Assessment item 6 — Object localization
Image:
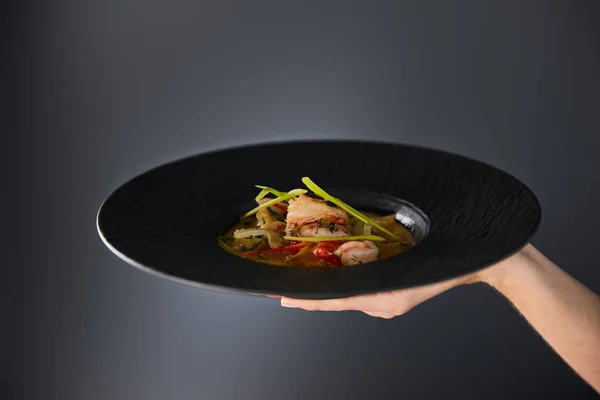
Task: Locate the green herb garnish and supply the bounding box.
[254,185,287,201]
[283,235,386,242]
[243,189,306,219]
[301,177,399,239]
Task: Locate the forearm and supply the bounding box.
[479,245,600,391]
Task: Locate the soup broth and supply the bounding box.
[219,212,413,267]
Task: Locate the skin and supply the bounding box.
[275,244,600,393]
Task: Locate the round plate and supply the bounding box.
[97,140,541,299]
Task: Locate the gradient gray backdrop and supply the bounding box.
[5,1,600,399]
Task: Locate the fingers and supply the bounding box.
[280,297,396,319]
[363,311,395,319]
[280,294,380,312]
[276,275,470,317]
[281,296,349,310]
[247,292,282,298]
[278,277,467,316]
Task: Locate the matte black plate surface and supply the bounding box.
[97,140,541,299]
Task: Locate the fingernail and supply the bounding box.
[280,298,297,308]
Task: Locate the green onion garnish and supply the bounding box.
[243,189,306,218]
[283,235,386,242]
[301,177,399,239]
[254,185,286,201]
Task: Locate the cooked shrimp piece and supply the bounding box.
[334,240,379,265]
[286,195,348,236]
[296,222,349,237]
[256,198,287,231]
[312,241,344,266]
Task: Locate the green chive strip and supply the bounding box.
[301,177,399,239]
[283,235,386,242]
[243,189,307,218]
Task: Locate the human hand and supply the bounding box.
[277,275,473,318]
[276,248,520,318]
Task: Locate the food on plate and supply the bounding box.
[217,177,413,267]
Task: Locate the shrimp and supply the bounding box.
[286,195,349,237]
[256,198,287,231]
[334,240,379,266]
[295,223,349,237]
[311,241,344,266]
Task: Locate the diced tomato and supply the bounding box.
[242,242,308,258]
[311,241,343,267]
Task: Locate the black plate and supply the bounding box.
[97,140,541,299]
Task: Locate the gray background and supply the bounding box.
[5,0,600,399]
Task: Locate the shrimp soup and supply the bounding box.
[217,177,414,267]
[219,212,413,267]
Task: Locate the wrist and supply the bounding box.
[475,244,542,292]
